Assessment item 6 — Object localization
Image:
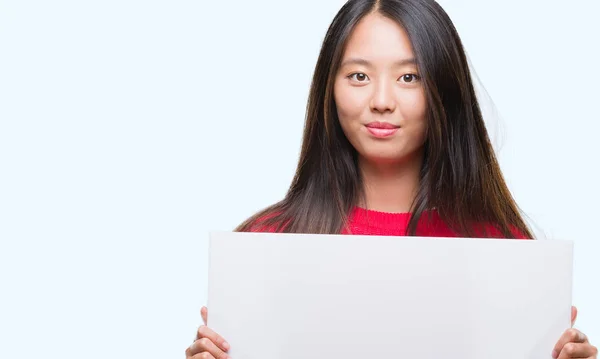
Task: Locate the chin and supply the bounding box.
[359,146,422,166]
[361,151,407,165]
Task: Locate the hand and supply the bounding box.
[185,306,231,359]
[552,306,597,358]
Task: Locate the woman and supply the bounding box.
[186,0,597,358]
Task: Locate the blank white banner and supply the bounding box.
[209,232,572,359]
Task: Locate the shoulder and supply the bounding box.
[417,211,532,239]
[235,208,287,233]
[472,222,532,240]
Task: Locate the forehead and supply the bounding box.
[342,12,415,61]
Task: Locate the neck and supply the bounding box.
[358,153,423,213]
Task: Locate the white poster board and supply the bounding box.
[208,232,573,359]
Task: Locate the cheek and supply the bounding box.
[398,90,428,139]
[334,81,368,124]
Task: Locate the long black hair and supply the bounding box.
[236,0,533,239]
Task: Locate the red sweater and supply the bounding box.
[253,207,529,239]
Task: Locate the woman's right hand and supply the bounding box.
[185,306,231,359]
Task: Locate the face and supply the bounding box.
[334,12,428,165]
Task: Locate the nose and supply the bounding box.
[370,80,396,113]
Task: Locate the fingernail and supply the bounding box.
[551,349,558,358]
[223,341,230,350]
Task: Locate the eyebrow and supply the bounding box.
[340,57,417,68]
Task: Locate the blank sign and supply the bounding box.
[208,232,573,359]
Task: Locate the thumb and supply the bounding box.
[571,306,578,327]
[201,306,208,326]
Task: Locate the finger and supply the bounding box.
[189,337,229,359]
[552,328,588,358]
[194,307,209,341]
[191,353,216,359]
[197,325,230,353]
[571,306,578,327]
[557,342,597,359]
[201,306,208,326]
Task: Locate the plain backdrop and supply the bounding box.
[0,0,598,358]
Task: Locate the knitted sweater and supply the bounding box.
[342,207,527,238]
[252,207,529,239]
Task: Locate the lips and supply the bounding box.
[365,121,400,130]
[365,121,400,138]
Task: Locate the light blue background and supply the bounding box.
[1,1,598,358]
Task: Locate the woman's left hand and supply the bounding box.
[552,306,597,358]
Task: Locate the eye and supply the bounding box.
[348,72,369,82]
[399,74,421,83]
